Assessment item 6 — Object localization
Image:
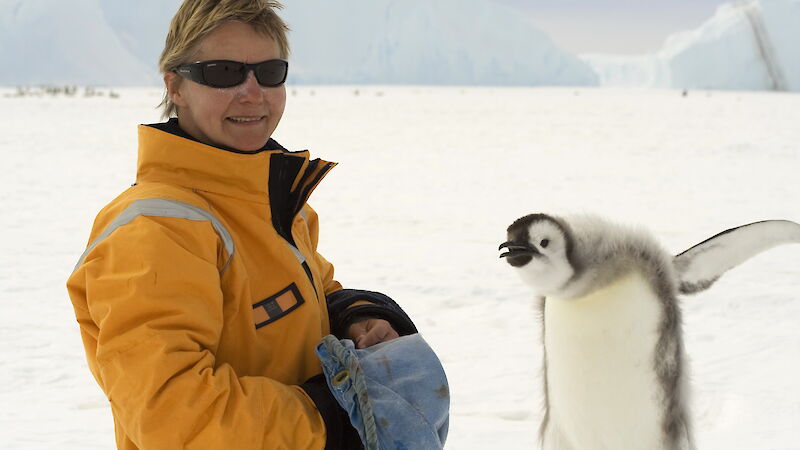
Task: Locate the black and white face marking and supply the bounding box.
[500,214,560,266]
[500,214,548,266]
[500,213,576,295]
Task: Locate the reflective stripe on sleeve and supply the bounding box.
[73,198,235,273]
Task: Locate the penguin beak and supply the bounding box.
[498,241,540,258]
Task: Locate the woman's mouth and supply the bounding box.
[227,116,265,124]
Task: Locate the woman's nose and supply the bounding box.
[237,71,264,102]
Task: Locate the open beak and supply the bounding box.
[498,241,540,258]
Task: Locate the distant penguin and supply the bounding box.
[498,214,800,450]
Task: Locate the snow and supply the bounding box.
[1,86,799,449]
[584,0,800,91]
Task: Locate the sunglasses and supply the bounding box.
[174,59,288,88]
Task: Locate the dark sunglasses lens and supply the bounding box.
[255,60,287,86]
[202,61,245,88]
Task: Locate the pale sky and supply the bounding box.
[495,0,733,54]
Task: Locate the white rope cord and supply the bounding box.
[322,336,379,449]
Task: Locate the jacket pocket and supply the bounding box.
[252,283,305,329]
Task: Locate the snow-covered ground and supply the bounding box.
[1,86,798,449]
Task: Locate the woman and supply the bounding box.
[66,1,417,448]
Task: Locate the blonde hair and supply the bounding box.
[158,0,290,118]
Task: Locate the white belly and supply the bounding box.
[545,271,665,450]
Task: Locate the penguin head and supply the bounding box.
[500,213,576,296]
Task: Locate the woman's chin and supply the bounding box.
[232,140,267,152]
[221,129,271,152]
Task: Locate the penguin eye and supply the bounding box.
[540,239,550,248]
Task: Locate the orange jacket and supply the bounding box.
[67,122,414,449]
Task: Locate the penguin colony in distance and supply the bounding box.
[498,214,800,450]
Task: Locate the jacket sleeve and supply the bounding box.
[326,289,418,339]
[302,205,418,339]
[74,214,329,450]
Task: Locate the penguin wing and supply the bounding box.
[673,220,800,294]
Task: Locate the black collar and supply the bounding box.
[146,118,286,154]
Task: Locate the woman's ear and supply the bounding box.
[164,72,187,108]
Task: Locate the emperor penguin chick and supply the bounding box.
[498,214,800,450]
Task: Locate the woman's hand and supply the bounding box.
[346,318,400,349]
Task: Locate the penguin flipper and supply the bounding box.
[673,220,800,295]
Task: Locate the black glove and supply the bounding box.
[300,374,363,450]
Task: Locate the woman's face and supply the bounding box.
[166,21,287,151]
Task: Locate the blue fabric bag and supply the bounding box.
[316,334,450,450]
